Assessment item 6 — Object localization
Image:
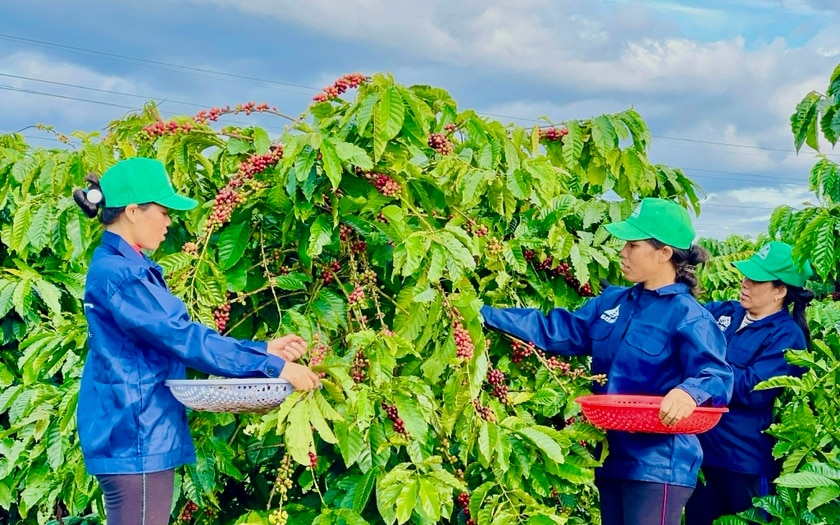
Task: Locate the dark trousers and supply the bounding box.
[684,467,770,525]
[96,469,175,525]
[596,478,694,525]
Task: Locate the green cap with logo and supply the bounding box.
[604,198,695,249]
[100,158,198,210]
[733,241,813,287]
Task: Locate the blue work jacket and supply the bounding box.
[699,301,806,477]
[77,231,287,475]
[480,283,733,487]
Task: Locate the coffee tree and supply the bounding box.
[0,73,700,524]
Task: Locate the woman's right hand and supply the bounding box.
[280,362,321,391]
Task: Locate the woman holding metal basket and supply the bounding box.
[72,157,320,525]
[480,198,733,525]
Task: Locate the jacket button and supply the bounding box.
[267,368,277,376]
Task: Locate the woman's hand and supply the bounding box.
[659,388,697,426]
[268,334,307,362]
[280,362,321,391]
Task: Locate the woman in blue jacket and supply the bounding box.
[73,158,321,525]
[480,198,733,525]
[685,242,813,525]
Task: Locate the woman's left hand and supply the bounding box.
[659,388,697,426]
[268,334,308,362]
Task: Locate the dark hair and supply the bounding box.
[648,239,709,297]
[773,280,814,349]
[73,174,150,224]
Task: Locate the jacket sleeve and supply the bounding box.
[106,272,286,378]
[479,296,602,355]
[674,318,734,407]
[729,329,807,409]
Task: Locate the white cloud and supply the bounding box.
[0,51,143,130]
[695,183,814,238]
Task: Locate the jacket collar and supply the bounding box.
[100,231,165,275]
[628,282,689,298]
[732,302,792,329]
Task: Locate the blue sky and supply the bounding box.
[2,0,840,239]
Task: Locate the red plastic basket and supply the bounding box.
[575,395,728,434]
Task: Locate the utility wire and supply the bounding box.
[0,33,318,94]
[1,32,834,158]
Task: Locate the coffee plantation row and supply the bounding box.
[1,66,839,524]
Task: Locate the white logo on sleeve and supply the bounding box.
[600,305,621,324]
[756,244,770,260]
[716,315,731,331]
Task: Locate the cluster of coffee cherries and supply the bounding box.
[193,102,275,124]
[486,368,509,404]
[359,268,378,286]
[348,285,366,306]
[382,402,408,435]
[457,493,476,525]
[472,398,496,422]
[178,501,199,523]
[550,261,593,296]
[309,340,327,368]
[207,188,247,229]
[351,240,367,254]
[268,508,288,525]
[351,350,369,383]
[213,303,231,333]
[428,132,454,155]
[234,146,284,183]
[485,237,504,256]
[339,224,353,241]
[322,260,341,284]
[467,222,489,237]
[142,119,194,138]
[539,126,569,142]
[273,455,294,497]
[182,241,199,256]
[510,339,535,364]
[312,73,367,102]
[363,172,401,197]
[529,255,594,297]
[308,451,318,469]
[452,318,475,359]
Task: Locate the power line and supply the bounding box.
[1,32,834,160]
[0,72,288,132]
[479,111,839,158]
[0,84,138,109]
[683,167,807,184]
[2,32,833,160]
[0,33,318,94]
[0,71,198,106]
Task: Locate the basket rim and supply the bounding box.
[165,378,292,387]
[575,394,729,413]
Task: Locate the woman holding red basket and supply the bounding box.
[481,198,733,525]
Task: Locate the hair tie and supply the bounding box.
[86,188,103,204]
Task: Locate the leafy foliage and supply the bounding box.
[0,74,700,524]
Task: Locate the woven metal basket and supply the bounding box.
[165,378,294,413]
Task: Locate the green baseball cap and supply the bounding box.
[604,198,695,250]
[732,241,813,287]
[100,158,198,210]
